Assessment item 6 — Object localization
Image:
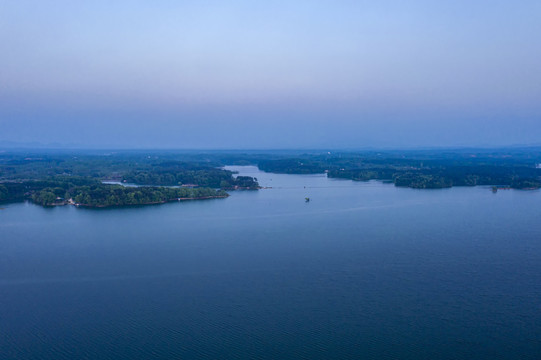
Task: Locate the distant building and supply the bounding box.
[53,197,66,205]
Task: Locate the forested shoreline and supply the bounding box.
[257,149,541,189]
[0,152,258,207]
[2,149,541,208]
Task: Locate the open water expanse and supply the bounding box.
[1,166,541,359]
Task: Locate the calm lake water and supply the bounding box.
[1,166,541,359]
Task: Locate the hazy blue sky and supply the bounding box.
[1,0,540,149]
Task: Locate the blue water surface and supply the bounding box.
[1,166,540,359]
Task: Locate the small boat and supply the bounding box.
[305,197,310,202]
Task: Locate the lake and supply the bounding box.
[1,166,540,359]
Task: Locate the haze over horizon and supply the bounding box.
[1,1,540,149]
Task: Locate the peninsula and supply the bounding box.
[0,152,259,207]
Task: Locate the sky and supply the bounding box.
[1,0,540,149]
